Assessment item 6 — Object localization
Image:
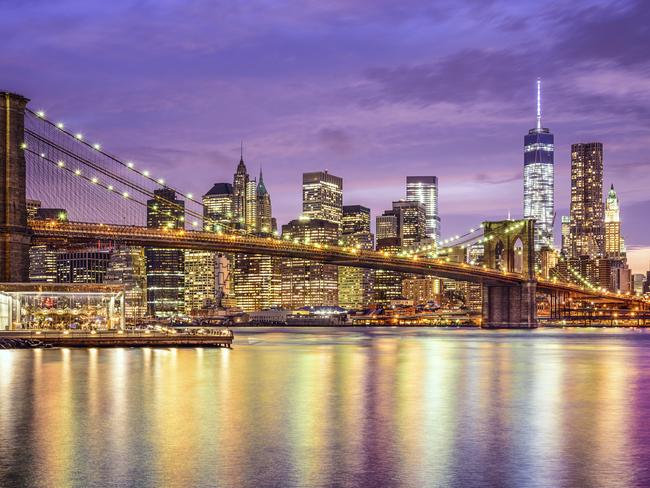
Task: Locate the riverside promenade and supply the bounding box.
[0,329,234,348]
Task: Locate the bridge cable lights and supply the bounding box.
[27,108,239,233]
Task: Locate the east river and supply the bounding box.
[1,328,650,487]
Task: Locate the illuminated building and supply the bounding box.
[605,184,622,257]
[57,248,111,283]
[561,216,571,256]
[302,171,343,228]
[145,188,185,317]
[402,277,440,305]
[406,176,440,241]
[105,246,147,319]
[234,253,282,312]
[391,200,426,247]
[233,145,249,229]
[632,274,645,294]
[256,170,273,234]
[376,214,398,241]
[29,245,57,283]
[523,79,554,250]
[26,199,40,219]
[569,142,604,258]
[29,207,68,283]
[245,179,258,232]
[280,217,339,308]
[203,183,233,232]
[184,250,219,314]
[373,237,403,306]
[338,205,374,309]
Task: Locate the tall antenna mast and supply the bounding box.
[536,78,542,130]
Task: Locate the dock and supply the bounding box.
[0,329,234,348]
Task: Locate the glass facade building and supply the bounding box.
[302,171,343,227]
[406,176,440,242]
[523,80,554,250]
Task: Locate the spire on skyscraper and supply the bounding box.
[536,78,542,131]
[257,167,268,196]
[236,141,247,174]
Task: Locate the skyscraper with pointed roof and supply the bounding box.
[256,169,273,234]
[233,142,249,229]
[523,79,554,250]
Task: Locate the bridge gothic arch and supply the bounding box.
[482,219,536,280]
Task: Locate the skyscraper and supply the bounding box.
[302,171,343,227]
[145,188,185,317]
[256,170,273,234]
[338,205,374,309]
[569,142,604,258]
[406,176,440,242]
[203,183,233,232]
[233,144,249,230]
[280,217,339,308]
[391,200,427,247]
[105,246,147,320]
[523,79,554,250]
[604,184,622,257]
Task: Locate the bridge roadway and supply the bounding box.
[30,220,649,306]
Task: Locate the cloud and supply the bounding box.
[317,128,353,155]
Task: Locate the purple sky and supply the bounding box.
[3,0,650,271]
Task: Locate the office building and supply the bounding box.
[569,142,604,258]
[233,146,249,229]
[184,250,220,314]
[145,188,185,317]
[203,183,233,232]
[523,79,554,250]
[57,248,111,283]
[233,253,282,312]
[406,176,440,242]
[604,184,622,257]
[302,171,343,227]
[391,200,427,247]
[256,170,273,234]
[373,237,404,306]
[105,247,147,319]
[280,217,339,308]
[402,277,440,306]
[376,213,398,241]
[561,216,571,256]
[338,205,374,309]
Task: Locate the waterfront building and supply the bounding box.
[373,237,404,306]
[234,253,282,312]
[105,246,147,319]
[338,205,374,309]
[245,179,258,232]
[605,184,622,257]
[523,79,554,250]
[302,171,343,228]
[280,217,339,308]
[402,277,440,305]
[569,142,604,258]
[203,183,233,232]
[406,176,440,242]
[57,248,111,283]
[145,188,185,317]
[184,250,220,314]
[29,245,57,283]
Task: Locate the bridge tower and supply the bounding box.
[482,219,537,328]
[0,92,31,282]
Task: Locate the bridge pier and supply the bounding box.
[483,281,537,328]
[0,92,31,282]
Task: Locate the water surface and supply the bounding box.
[1,327,650,487]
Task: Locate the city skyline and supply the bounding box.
[2,0,649,272]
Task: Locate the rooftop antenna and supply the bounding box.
[240,140,244,162]
[536,78,542,131]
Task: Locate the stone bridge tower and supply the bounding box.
[482,219,537,328]
[0,92,31,282]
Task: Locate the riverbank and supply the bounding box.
[0,330,234,348]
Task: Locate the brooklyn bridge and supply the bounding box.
[2,91,648,327]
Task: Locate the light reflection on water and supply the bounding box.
[1,328,650,487]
